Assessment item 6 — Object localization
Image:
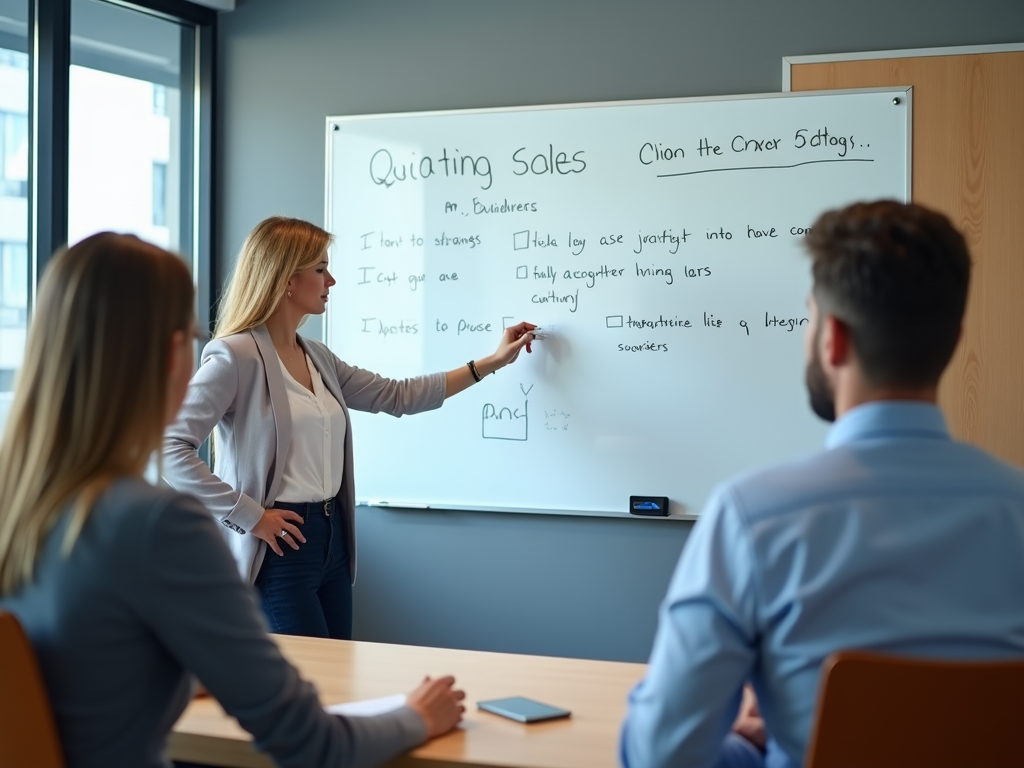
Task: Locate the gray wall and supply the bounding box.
[217,0,1024,662]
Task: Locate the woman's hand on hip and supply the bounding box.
[406,675,466,739]
[252,508,307,556]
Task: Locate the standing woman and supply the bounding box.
[164,216,535,640]
[0,233,464,768]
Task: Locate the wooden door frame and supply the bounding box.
[778,42,1024,468]
[781,43,1024,91]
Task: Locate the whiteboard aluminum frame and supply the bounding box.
[323,87,913,521]
[364,501,698,522]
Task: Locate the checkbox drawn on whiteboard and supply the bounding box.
[513,230,530,250]
[516,266,528,279]
[606,315,624,328]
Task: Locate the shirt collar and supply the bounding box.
[825,401,950,449]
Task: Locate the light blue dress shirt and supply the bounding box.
[621,402,1024,768]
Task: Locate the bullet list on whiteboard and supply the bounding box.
[326,88,905,518]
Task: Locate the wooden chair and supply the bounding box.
[0,611,66,767]
[804,650,1024,768]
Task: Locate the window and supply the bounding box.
[68,0,185,251]
[152,82,166,116]
[0,107,28,197]
[0,0,27,431]
[0,0,215,436]
[0,241,26,307]
[152,160,167,227]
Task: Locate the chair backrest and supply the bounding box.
[0,611,66,768]
[805,650,1024,768]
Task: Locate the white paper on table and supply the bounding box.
[325,693,406,717]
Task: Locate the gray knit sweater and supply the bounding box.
[0,477,425,768]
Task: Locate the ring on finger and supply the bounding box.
[279,530,289,538]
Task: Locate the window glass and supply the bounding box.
[153,161,168,227]
[68,0,188,254]
[0,0,27,432]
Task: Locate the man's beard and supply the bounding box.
[805,342,836,423]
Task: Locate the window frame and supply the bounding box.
[27,0,216,333]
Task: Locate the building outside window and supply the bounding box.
[0,0,214,436]
[0,5,27,429]
[153,160,168,227]
[68,0,183,250]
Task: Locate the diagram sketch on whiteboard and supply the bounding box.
[482,399,528,441]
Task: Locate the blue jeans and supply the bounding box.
[253,497,353,639]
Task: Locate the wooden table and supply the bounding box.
[169,636,646,768]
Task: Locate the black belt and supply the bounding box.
[273,496,338,517]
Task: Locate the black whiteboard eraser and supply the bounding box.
[629,496,669,516]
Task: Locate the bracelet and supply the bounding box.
[467,360,483,382]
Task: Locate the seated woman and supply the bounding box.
[0,233,464,768]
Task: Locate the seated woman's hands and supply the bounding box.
[406,675,466,738]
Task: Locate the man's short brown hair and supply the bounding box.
[806,200,971,388]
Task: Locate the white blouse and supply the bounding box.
[275,352,347,503]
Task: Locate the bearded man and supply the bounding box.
[621,200,1024,768]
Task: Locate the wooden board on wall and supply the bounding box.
[790,50,1024,469]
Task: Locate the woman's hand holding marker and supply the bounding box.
[493,321,540,365]
[445,321,541,397]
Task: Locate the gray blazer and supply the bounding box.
[163,324,446,583]
[0,478,427,768]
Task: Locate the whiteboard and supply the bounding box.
[325,88,911,518]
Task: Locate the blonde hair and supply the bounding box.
[0,233,194,594]
[215,216,333,338]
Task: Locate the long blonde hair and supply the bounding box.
[0,233,194,594]
[215,216,333,338]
